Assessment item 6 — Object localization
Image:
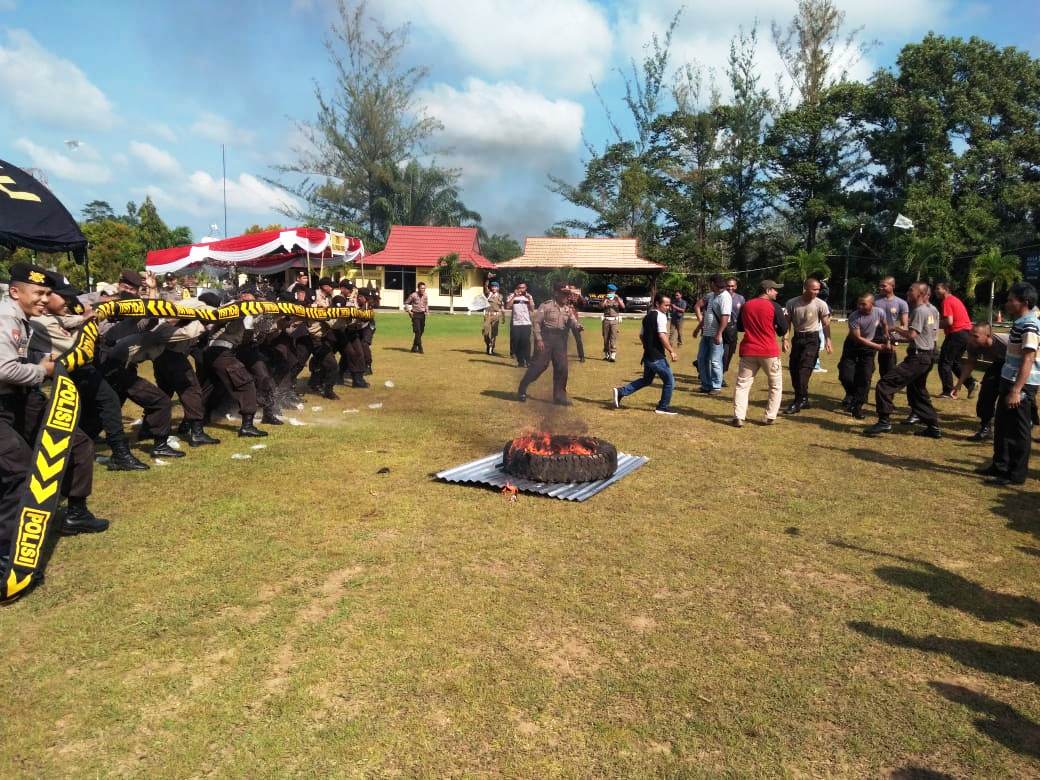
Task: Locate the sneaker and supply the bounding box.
[654,407,678,416]
[708,389,722,397]
[731,417,744,428]
[967,426,993,442]
[612,387,622,409]
[863,420,893,436]
[937,393,955,400]
[914,425,942,439]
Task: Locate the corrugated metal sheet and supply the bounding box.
[435,452,648,502]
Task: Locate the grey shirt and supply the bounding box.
[0,298,46,390]
[877,295,909,328]
[785,296,831,334]
[966,332,1009,364]
[909,303,940,351]
[848,308,886,342]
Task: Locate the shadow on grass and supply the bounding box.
[481,389,521,402]
[450,348,490,355]
[468,358,518,368]
[929,682,1040,760]
[848,621,1040,685]
[989,489,1040,542]
[832,541,1040,627]
[888,767,955,779]
[1017,546,1040,558]
[812,444,979,478]
[382,347,419,353]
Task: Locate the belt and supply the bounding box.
[794,331,819,338]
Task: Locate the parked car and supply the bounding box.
[620,285,652,312]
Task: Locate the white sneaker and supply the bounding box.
[612,387,622,409]
[654,407,678,416]
[813,366,828,373]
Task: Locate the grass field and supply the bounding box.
[2,311,1039,778]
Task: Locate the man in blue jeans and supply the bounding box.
[692,274,731,395]
[611,293,679,415]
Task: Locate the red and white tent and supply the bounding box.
[146,227,364,275]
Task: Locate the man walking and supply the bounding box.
[934,282,976,399]
[783,278,832,414]
[731,280,787,427]
[601,283,624,361]
[482,280,504,355]
[612,293,678,415]
[517,282,579,406]
[953,323,1008,442]
[837,293,888,419]
[978,283,1040,485]
[669,290,687,346]
[506,282,534,367]
[693,274,731,395]
[721,277,745,375]
[864,282,943,438]
[404,282,428,354]
[876,276,909,379]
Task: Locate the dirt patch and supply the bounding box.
[627,615,657,633]
[531,632,602,678]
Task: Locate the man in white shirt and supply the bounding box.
[692,274,731,395]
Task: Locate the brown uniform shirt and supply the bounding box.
[532,300,579,341]
[405,291,429,314]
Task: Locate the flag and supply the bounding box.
[893,214,915,230]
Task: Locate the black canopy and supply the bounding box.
[0,158,87,262]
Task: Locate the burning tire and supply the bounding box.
[502,433,618,483]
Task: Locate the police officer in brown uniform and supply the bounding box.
[197,293,269,437]
[151,307,222,446]
[405,282,429,353]
[517,281,579,405]
[0,263,108,550]
[601,283,625,361]
[482,280,504,355]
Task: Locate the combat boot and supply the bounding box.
[62,502,110,535]
[107,439,150,471]
[176,419,191,436]
[151,435,187,459]
[188,421,221,446]
[238,413,269,438]
[261,408,284,425]
[351,373,369,388]
[321,384,340,400]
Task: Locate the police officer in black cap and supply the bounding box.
[0,263,108,551]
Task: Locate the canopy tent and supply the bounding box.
[0,158,88,262]
[146,227,364,276]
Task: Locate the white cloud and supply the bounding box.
[148,122,178,143]
[379,0,612,91]
[13,138,111,184]
[0,29,116,130]
[140,171,299,219]
[129,141,182,178]
[418,79,584,179]
[190,111,255,145]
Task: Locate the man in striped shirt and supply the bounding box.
[978,282,1040,486]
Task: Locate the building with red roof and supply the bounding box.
[353,225,494,309]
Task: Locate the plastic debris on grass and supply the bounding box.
[167,436,182,450]
[384,380,395,388]
[311,406,323,412]
[231,453,252,460]
[343,408,360,414]
[153,459,169,466]
[286,417,306,426]
[250,444,267,450]
[367,403,383,410]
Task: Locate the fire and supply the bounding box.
[509,432,595,457]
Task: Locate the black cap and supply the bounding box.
[6,263,52,286]
[330,295,347,307]
[318,277,333,287]
[198,292,221,307]
[338,279,355,289]
[45,271,82,299]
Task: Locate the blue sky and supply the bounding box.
[2,0,1037,245]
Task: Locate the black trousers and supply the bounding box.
[72,365,127,445]
[722,325,739,373]
[237,344,275,411]
[202,347,258,415]
[992,378,1037,483]
[789,332,821,403]
[939,329,974,395]
[361,326,373,368]
[875,348,938,425]
[511,324,532,367]
[878,345,898,380]
[337,330,366,375]
[569,323,585,360]
[518,329,569,402]
[976,361,1003,428]
[838,342,877,407]
[154,350,206,422]
[411,312,426,350]
[0,391,95,546]
[102,362,172,436]
[308,337,339,389]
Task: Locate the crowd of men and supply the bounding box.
[0,263,377,562]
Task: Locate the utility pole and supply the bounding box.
[221,144,228,239]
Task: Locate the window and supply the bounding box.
[439,268,463,297]
[384,266,403,290]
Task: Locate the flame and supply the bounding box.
[509,432,595,457]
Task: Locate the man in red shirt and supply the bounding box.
[731,279,788,427]
[934,282,977,399]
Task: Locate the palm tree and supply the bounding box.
[967,246,1023,324]
[435,252,473,314]
[779,248,830,284]
[545,266,590,293]
[903,236,950,282]
[373,160,481,233]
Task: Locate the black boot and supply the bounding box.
[107,439,150,471]
[863,418,893,436]
[901,413,922,426]
[238,413,268,438]
[188,420,221,446]
[321,385,340,400]
[968,425,993,442]
[151,435,187,459]
[176,419,191,436]
[351,372,370,389]
[364,364,373,376]
[62,501,110,535]
[261,408,284,425]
